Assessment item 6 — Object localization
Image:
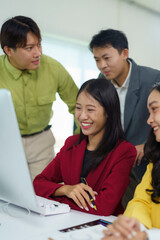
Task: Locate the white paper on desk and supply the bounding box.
[146,228,160,240]
[23,225,106,240]
[51,224,106,240]
[140,223,160,240]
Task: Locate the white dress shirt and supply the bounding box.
[111,60,132,129]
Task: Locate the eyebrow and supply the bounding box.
[94,53,110,59]
[76,103,96,108]
[148,100,159,107]
[24,44,34,47]
[24,41,41,47]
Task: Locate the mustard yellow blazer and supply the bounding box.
[124,163,160,229]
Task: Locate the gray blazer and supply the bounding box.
[124,58,160,145]
[100,58,160,204]
[100,58,160,145]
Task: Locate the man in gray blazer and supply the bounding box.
[89,29,160,207]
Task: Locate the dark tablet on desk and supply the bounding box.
[59,219,111,233]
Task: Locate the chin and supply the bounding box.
[29,65,40,70]
[104,75,112,80]
[81,130,89,135]
[156,136,160,142]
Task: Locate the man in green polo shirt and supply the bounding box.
[0,16,79,180]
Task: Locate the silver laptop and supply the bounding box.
[0,89,70,215]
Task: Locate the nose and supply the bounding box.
[147,113,153,125]
[34,45,42,57]
[98,59,108,70]
[79,109,88,120]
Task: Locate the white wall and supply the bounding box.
[1,0,160,151]
[118,1,160,69]
[1,0,160,69]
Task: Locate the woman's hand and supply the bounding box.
[53,183,97,211]
[102,228,147,240]
[101,215,148,240]
[112,215,140,237]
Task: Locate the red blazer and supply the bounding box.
[33,135,136,216]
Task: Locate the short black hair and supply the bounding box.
[0,16,41,52]
[89,29,128,54]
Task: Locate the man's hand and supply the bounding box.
[134,144,144,166]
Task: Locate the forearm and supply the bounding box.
[33,175,63,199]
[52,184,68,197]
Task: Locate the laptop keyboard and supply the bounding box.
[36,195,70,215]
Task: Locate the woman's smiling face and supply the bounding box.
[147,89,160,142]
[75,91,107,143]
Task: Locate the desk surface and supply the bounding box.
[0,204,160,240]
[0,204,116,240]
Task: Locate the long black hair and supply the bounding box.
[75,78,125,171]
[145,83,160,203]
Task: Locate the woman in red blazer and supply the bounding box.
[33,78,136,216]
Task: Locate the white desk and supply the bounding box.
[0,205,160,240]
[0,204,116,240]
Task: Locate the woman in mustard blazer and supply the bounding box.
[102,83,160,240]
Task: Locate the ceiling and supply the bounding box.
[123,0,160,14]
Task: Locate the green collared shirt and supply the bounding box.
[0,54,79,135]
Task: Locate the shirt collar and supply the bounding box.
[4,55,33,80]
[112,59,132,89]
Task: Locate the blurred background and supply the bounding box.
[1,0,160,152]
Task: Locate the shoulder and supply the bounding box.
[0,55,5,68]
[102,140,136,169]
[63,135,80,148]
[116,140,136,151]
[40,54,61,65]
[40,54,64,69]
[146,162,153,173]
[0,54,5,60]
[113,140,137,157]
[39,55,72,80]
[130,58,160,81]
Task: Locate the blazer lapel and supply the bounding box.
[124,59,140,133]
[70,138,87,184]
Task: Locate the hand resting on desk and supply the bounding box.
[101,215,148,240]
[52,183,98,211]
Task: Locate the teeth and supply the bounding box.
[82,123,91,126]
[154,126,159,131]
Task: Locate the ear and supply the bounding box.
[3,46,13,57]
[122,48,129,60]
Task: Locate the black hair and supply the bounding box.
[145,82,160,203]
[0,15,41,52]
[89,29,128,54]
[76,78,125,172]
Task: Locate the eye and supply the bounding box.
[152,107,158,112]
[75,106,81,110]
[88,108,94,112]
[104,57,110,60]
[25,47,32,51]
[151,106,160,113]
